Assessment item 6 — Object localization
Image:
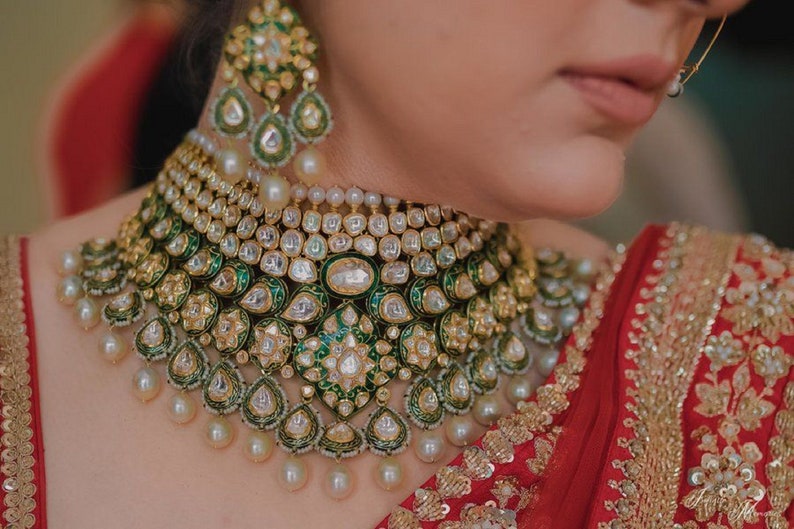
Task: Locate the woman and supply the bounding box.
[2,1,791,528]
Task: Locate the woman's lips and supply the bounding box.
[561,71,660,126]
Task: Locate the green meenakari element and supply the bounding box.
[290,90,332,144]
[140,196,167,227]
[538,278,574,308]
[182,246,224,280]
[440,264,478,303]
[149,214,182,243]
[436,309,471,357]
[167,340,209,390]
[468,350,499,394]
[125,236,153,268]
[180,289,219,335]
[321,253,378,299]
[135,316,176,361]
[496,332,531,375]
[408,278,451,316]
[280,283,328,324]
[438,362,473,414]
[135,251,169,289]
[250,112,295,168]
[203,360,246,414]
[154,270,192,312]
[165,229,201,261]
[399,322,440,375]
[238,276,288,315]
[318,422,366,459]
[466,252,501,289]
[80,238,118,268]
[520,308,561,345]
[211,307,251,354]
[367,286,414,325]
[277,403,322,453]
[404,377,444,429]
[102,290,145,327]
[212,86,253,138]
[295,304,396,418]
[247,318,292,372]
[209,260,252,298]
[83,267,126,296]
[241,374,287,430]
[365,406,410,456]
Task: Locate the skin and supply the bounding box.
[27,0,751,527]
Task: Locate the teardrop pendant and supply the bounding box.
[250,112,295,168]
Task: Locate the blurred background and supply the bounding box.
[1,0,791,246]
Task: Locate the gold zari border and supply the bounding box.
[0,236,39,528]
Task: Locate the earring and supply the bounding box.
[211,0,333,209]
[667,15,727,98]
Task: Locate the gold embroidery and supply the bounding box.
[603,225,740,529]
[0,236,39,528]
[765,381,794,529]
[387,248,625,526]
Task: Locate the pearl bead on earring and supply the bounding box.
[666,73,684,98]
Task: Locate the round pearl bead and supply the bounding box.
[414,430,446,463]
[74,297,100,329]
[290,182,308,202]
[324,464,354,500]
[244,431,273,463]
[58,250,83,276]
[572,284,591,307]
[363,192,382,208]
[345,187,364,208]
[259,174,291,210]
[575,258,595,280]
[167,392,197,424]
[559,306,581,332]
[326,186,344,207]
[97,331,127,363]
[217,149,244,183]
[303,66,319,84]
[537,348,560,378]
[445,415,476,447]
[375,457,403,491]
[278,456,308,492]
[57,275,83,305]
[473,395,502,426]
[293,147,326,185]
[132,366,161,402]
[383,196,400,208]
[307,185,325,205]
[205,416,235,449]
[506,375,537,405]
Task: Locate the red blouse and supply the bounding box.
[2,225,793,529]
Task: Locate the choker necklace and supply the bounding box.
[55,130,595,498]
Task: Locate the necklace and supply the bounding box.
[55,129,596,498]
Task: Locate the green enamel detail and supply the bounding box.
[250,112,295,168]
[210,307,251,354]
[165,229,201,261]
[167,340,209,390]
[148,214,182,243]
[441,264,478,302]
[294,303,396,418]
[238,276,288,316]
[519,308,561,345]
[399,321,441,375]
[318,422,366,459]
[468,350,499,394]
[408,278,450,316]
[80,238,118,267]
[102,290,145,327]
[247,318,293,373]
[405,378,443,429]
[212,86,253,137]
[435,309,471,357]
[203,360,245,415]
[179,289,219,336]
[280,284,328,324]
[367,285,414,325]
[135,251,169,289]
[135,316,176,361]
[538,278,573,308]
[290,90,332,144]
[277,404,322,453]
[83,267,126,296]
[154,270,192,312]
[126,236,153,268]
[365,406,409,456]
[241,374,287,430]
[466,252,501,289]
[320,253,379,300]
[139,196,167,227]
[496,331,530,374]
[182,246,224,280]
[488,281,518,323]
[208,260,252,298]
[438,363,473,414]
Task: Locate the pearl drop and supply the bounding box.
[666,75,684,98]
[259,174,291,210]
[56,275,83,305]
[205,416,235,448]
[97,330,127,363]
[293,147,326,185]
[345,187,364,207]
[278,456,308,492]
[445,415,476,447]
[167,392,197,424]
[326,186,344,207]
[473,395,502,426]
[572,284,591,307]
[414,430,446,463]
[244,431,273,462]
[58,250,83,275]
[217,149,244,183]
[303,66,319,84]
[324,464,354,500]
[375,457,403,491]
[575,258,595,280]
[132,366,162,402]
[559,306,581,332]
[290,182,308,202]
[74,297,99,329]
[307,185,325,205]
[506,375,537,405]
[537,348,560,378]
[363,192,382,208]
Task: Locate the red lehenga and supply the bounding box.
[2,224,793,529]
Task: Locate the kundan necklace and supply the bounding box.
[54,0,596,499]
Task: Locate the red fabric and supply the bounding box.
[0,238,48,527]
[49,12,175,217]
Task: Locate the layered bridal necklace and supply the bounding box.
[54,0,595,499]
